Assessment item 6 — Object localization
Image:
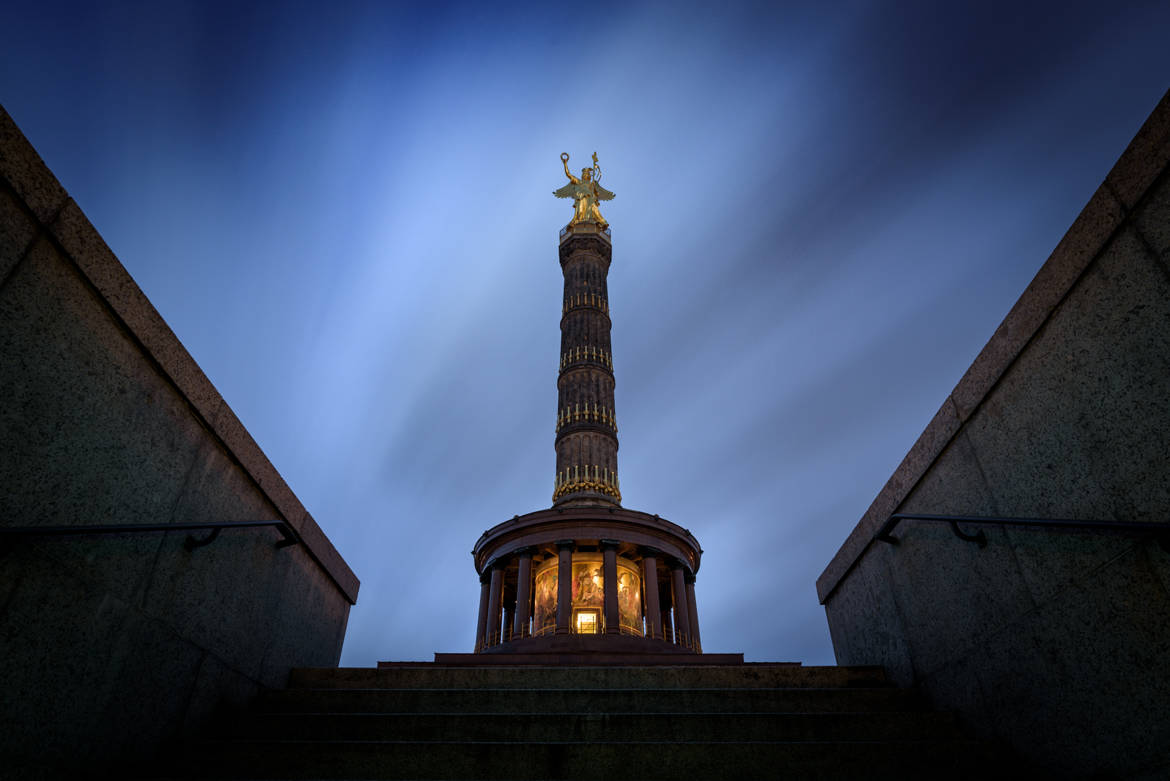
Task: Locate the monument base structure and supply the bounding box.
[469,506,711,659]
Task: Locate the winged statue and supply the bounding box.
[553,152,614,229]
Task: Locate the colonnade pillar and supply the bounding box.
[502,591,515,643]
[513,547,534,639]
[670,560,691,650]
[661,598,674,643]
[486,561,504,646]
[476,540,700,652]
[555,540,574,634]
[475,571,491,651]
[685,571,701,652]
[640,547,662,640]
[601,539,619,634]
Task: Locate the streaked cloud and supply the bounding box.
[3,0,1168,663]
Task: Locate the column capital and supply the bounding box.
[555,539,576,551]
[637,545,661,558]
[600,538,621,550]
[480,571,492,585]
[488,556,507,571]
[667,556,687,571]
[684,570,696,585]
[510,545,537,557]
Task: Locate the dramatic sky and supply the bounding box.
[3,1,1168,665]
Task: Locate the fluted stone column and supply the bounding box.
[640,547,662,640]
[502,585,515,643]
[475,571,491,652]
[601,539,620,634]
[670,561,691,649]
[513,547,534,639]
[685,571,701,652]
[555,540,574,634]
[486,561,504,646]
[552,231,621,507]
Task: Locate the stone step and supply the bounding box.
[161,738,1011,780]
[222,710,959,743]
[288,664,889,690]
[257,686,923,715]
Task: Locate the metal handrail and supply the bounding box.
[876,513,1170,551]
[0,520,301,551]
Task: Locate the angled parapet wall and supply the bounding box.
[0,104,359,777]
[817,89,1170,778]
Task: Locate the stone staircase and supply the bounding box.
[149,664,1018,779]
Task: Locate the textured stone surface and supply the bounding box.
[48,197,226,422]
[170,436,282,525]
[822,545,913,685]
[0,550,142,768]
[898,428,999,520]
[94,610,208,762]
[817,398,962,602]
[951,183,1126,422]
[298,511,360,604]
[210,400,308,533]
[875,430,1031,677]
[914,652,989,741]
[1104,88,1170,210]
[180,651,262,736]
[41,194,359,600]
[965,227,1170,523]
[257,551,353,685]
[1133,168,1170,271]
[1003,525,1136,607]
[885,520,1033,678]
[0,240,206,590]
[0,111,357,779]
[0,106,67,224]
[142,533,292,683]
[970,544,1170,775]
[820,90,1170,777]
[0,184,37,284]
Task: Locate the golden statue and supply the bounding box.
[554,152,615,229]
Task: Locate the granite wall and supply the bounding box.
[0,105,360,778]
[817,90,1170,777]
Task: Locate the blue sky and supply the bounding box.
[3,1,1169,664]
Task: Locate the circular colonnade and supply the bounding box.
[472,506,703,653]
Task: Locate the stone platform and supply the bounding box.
[390,634,747,666]
[142,662,1026,779]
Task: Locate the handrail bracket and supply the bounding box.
[184,527,222,550]
[949,521,988,548]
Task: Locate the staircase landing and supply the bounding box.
[147,662,1021,779]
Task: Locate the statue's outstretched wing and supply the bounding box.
[594,184,615,201]
[553,182,579,199]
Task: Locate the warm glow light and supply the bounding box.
[576,612,598,634]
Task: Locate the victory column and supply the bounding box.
[469,153,706,659]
